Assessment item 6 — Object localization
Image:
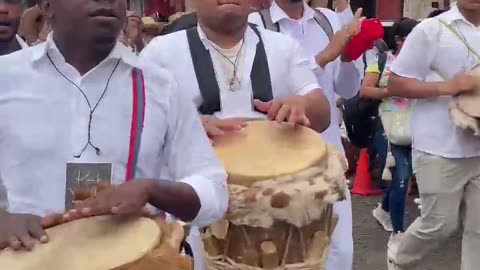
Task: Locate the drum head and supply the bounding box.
[0,216,161,270]
[458,66,480,118]
[213,121,327,186]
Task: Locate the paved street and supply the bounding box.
[352,195,461,270]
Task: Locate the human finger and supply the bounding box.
[267,100,283,121]
[28,220,48,244]
[8,235,21,250]
[275,105,290,123]
[216,118,247,131]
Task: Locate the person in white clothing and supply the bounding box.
[0,0,28,55]
[249,1,362,270]
[0,0,228,254]
[388,1,480,269]
[140,0,331,268]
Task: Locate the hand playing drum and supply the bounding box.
[0,215,193,270]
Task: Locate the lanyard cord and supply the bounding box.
[209,39,245,91]
[47,53,121,158]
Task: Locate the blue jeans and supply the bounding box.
[382,144,413,232]
[368,119,388,177]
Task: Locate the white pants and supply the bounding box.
[189,190,354,270]
[326,189,353,270]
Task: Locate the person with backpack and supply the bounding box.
[362,18,419,257]
[248,2,364,270]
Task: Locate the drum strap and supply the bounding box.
[125,68,146,182]
[187,24,274,115]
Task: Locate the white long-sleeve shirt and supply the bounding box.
[0,34,228,228]
[249,1,361,152]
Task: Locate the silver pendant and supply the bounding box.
[229,79,241,91]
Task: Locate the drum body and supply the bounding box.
[0,216,192,270]
[204,121,347,270]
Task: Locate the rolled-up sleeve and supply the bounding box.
[336,5,355,26]
[163,79,229,228]
[391,20,437,81]
[288,39,322,95]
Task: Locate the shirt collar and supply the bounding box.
[270,0,315,24]
[196,24,259,50]
[31,33,140,68]
[441,5,472,26]
[16,35,29,49]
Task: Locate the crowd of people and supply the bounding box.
[0,0,479,270]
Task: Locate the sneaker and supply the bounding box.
[387,232,404,270]
[414,198,422,211]
[372,203,393,232]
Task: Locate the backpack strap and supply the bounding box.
[258,9,280,32]
[377,52,388,76]
[313,9,334,40]
[362,52,368,73]
[186,27,222,115]
[125,68,146,182]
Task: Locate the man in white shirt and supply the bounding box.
[140,0,331,268]
[0,0,228,254]
[388,1,480,269]
[249,1,362,270]
[0,0,28,55]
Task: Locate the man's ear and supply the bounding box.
[40,0,53,21]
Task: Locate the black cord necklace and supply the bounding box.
[47,53,121,158]
[210,39,245,91]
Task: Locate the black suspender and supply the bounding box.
[187,24,273,115]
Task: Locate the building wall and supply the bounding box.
[377,0,403,20]
[403,0,449,19]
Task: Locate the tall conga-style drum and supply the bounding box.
[204,121,347,270]
[0,216,192,270]
[449,65,480,135]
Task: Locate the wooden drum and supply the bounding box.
[450,65,480,135]
[204,121,347,270]
[0,216,192,270]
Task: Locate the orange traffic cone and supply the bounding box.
[351,148,382,196]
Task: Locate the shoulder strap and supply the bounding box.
[126,68,146,182]
[186,27,222,115]
[362,52,368,73]
[377,52,388,75]
[438,19,480,60]
[313,9,334,40]
[258,9,280,32]
[249,24,274,103]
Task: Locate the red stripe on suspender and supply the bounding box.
[125,70,139,182]
[139,69,146,130]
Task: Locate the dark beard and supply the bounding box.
[290,0,304,3]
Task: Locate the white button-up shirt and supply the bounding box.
[391,5,480,158]
[0,35,228,228]
[249,1,361,152]
[140,24,321,270]
[140,25,320,120]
